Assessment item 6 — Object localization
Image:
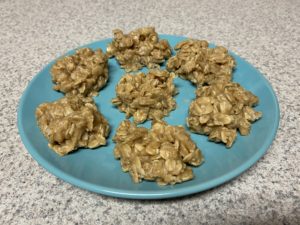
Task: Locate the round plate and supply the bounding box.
[17,35,280,199]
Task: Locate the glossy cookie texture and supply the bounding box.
[36,95,110,156]
[112,69,177,123]
[187,81,262,147]
[107,27,172,72]
[167,39,235,86]
[113,120,204,185]
[51,48,108,97]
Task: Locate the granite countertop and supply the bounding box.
[1,0,299,224]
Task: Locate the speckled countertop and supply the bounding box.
[1,0,299,224]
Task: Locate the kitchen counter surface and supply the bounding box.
[0,0,299,224]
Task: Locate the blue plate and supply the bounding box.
[17,35,280,199]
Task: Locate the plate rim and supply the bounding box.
[17,35,280,199]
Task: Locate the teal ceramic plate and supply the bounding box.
[18,35,280,199]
